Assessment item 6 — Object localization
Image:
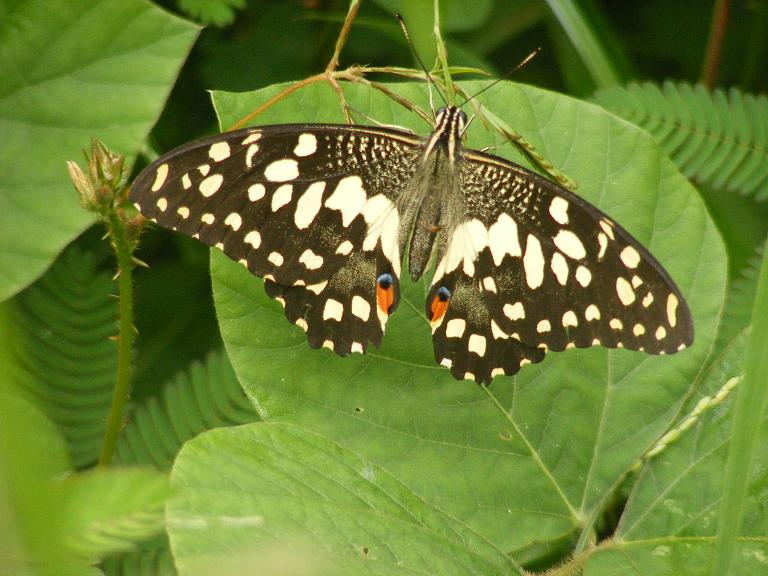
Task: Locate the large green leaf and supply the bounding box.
[169,422,521,576]
[203,80,724,555]
[583,333,768,574]
[0,0,199,301]
[0,393,169,576]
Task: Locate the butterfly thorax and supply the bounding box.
[406,106,467,281]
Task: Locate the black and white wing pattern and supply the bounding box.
[130,125,423,355]
[131,105,693,384]
[425,142,693,383]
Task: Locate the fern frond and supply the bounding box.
[103,350,258,576]
[6,246,116,468]
[115,349,258,470]
[101,534,175,576]
[593,81,768,201]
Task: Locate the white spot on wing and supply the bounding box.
[488,213,521,265]
[616,277,636,305]
[264,158,299,182]
[536,319,551,333]
[585,304,600,321]
[575,266,591,287]
[597,232,608,260]
[503,302,525,321]
[248,184,265,202]
[642,292,654,307]
[621,246,641,269]
[446,318,466,338]
[242,131,261,145]
[177,206,189,219]
[443,219,488,277]
[151,164,169,192]
[554,229,586,260]
[156,197,168,212]
[224,212,242,231]
[325,176,366,227]
[244,230,261,248]
[335,240,353,255]
[655,326,667,340]
[482,277,497,293]
[268,252,284,266]
[600,219,615,239]
[361,194,401,275]
[490,320,506,339]
[562,311,578,327]
[323,299,344,321]
[181,173,192,190]
[306,280,327,294]
[523,234,544,289]
[208,141,231,162]
[298,249,323,270]
[633,324,646,336]
[271,184,293,212]
[551,252,569,285]
[245,144,259,168]
[667,294,679,327]
[294,182,325,229]
[351,295,370,321]
[201,213,215,224]
[468,334,487,357]
[610,318,623,330]
[294,133,317,157]
[549,197,569,224]
[199,174,224,197]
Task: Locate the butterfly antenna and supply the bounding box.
[395,13,447,110]
[458,47,541,108]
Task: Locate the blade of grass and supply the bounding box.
[713,237,768,575]
[544,0,622,87]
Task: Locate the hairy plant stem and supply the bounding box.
[98,212,136,466]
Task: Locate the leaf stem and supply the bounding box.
[98,212,136,466]
[701,0,730,88]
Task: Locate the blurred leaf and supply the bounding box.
[0,395,80,575]
[201,80,725,560]
[59,468,169,560]
[177,0,245,27]
[0,0,199,301]
[0,394,167,575]
[169,422,521,575]
[2,243,116,468]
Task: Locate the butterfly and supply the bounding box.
[129,103,694,383]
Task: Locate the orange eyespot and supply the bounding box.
[376,273,395,314]
[430,286,451,322]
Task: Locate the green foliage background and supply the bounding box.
[1,1,766,575]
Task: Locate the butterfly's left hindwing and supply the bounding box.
[426,149,693,381]
[130,125,421,353]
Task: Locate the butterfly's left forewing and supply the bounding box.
[427,149,694,383]
[130,125,422,354]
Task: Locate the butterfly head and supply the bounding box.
[434,106,467,140]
